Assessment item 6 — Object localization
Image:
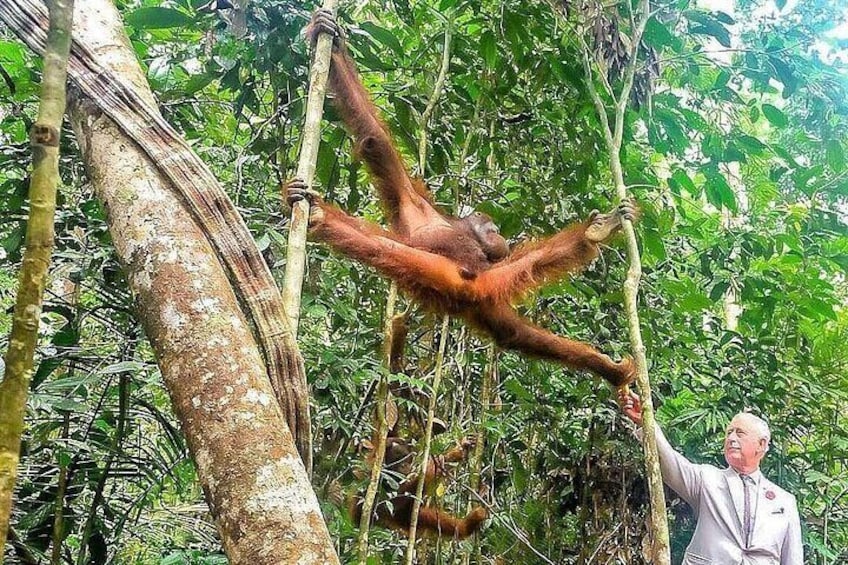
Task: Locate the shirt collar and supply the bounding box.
[731,467,763,485]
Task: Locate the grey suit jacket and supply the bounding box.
[651,425,803,565]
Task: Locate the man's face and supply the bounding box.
[723,414,766,473]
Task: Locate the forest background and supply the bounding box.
[0,0,846,563]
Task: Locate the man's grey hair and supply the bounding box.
[735,412,772,452]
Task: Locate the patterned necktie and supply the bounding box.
[741,474,752,546]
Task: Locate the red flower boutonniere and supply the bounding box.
[765,490,776,500]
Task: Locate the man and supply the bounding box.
[618,391,803,564]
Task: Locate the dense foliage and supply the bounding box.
[1,0,846,563]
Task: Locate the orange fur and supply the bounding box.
[300,15,635,387]
[349,437,487,540]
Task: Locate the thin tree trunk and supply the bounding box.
[418,17,453,176]
[404,314,451,564]
[49,413,70,565]
[355,285,397,563]
[463,344,495,565]
[567,0,672,560]
[283,0,339,336]
[404,21,455,561]
[0,0,74,554]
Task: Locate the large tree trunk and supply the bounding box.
[2,1,338,562]
[0,0,313,470]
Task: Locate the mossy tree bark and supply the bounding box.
[0,0,74,555]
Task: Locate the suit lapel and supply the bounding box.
[723,468,746,545]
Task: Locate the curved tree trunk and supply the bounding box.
[0,0,313,469]
[1,1,338,562]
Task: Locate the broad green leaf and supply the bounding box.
[704,173,737,212]
[643,228,667,261]
[185,73,216,95]
[714,70,731,89]
[53,324,80,346]
[359,22,404,57]
[825,140,844,171]
[709,281,730,301]
[161,554,188,565]
[53,399,89,413]
[392,0,415,26]
[768,56,797,97]
[715,174,738,212]
[0,40,26,67]
[480,30,498,69]
[762,104,788,127]
[737,134,767,155]
[125,7,193,29]
[643,17,675,50]
[713,11,735,24]
[772,145,800,168]
[798,297,837,321]
[502,10,528,60]
[672,169,698,195]
[504,378,533,402]
[687,11,732,48]
[705,178,722,209]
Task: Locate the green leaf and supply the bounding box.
[100,361,146,374]
[761,104,788,127]
[737,134,767,155]
[799,297,837,321]
[359,22,404,57]
[687,12,731,48]
[643,17,675,50]
[57,451,72,467]
[502,10,528,60]
[772,145,799,168]
[480,30,498,69]
[705,173,738,212]
[672,169,697,195]
[184,73,216,95]
[767,56,797,97]
[505,378,533,402]
[713,11,735,25]
[825,140,844,171]
[643,228,667,261]
[709,281,730,301]
[53,324,80,347]
[53,399,89,413]
[2,223,24,255]
[125,7,193,30]
[161,553,188,565]
[705,178,722,208]
[0,40,27,67]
